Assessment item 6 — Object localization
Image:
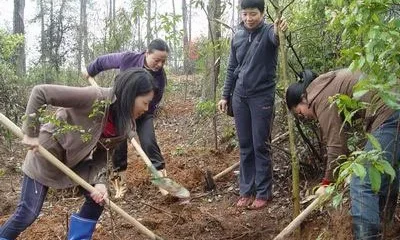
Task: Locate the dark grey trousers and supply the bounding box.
[232,93,274,200]
[113,113,165,171]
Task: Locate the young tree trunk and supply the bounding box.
[182,0,189,73]
[109,0,115,20]
[80,0,90,66]
[154,0,158,38]
[231,0,235,35]
[137,17,143,50]
[49,0,54,62]
[81,0,89,65]
[201,0,222,149]
[77,0,89,75]
[108,0,116,49]
[77,0,84,75]
[39,0,46,64]
[112,0,116,20]
[237,0,242,24]
[188,0,192,43]
[48,0,54,80]
[146,0,152,46]
[204,0,221,101]
[13,0,26,76]
[171,0,178,71]
[182,0,189,99]
[270,0,299,237]
[53,0,67,74]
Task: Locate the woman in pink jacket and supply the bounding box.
[0,68,154,240]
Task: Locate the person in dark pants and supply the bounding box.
[286,68,400,240]
[0,69,155,240]
[217,0,287,210]
[84,39,169,197]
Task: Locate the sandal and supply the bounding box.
[236,197,253,208]
[247,198,269,210]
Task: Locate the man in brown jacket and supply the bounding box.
[286,68,399,239]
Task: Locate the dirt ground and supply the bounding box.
[0,75,397,240]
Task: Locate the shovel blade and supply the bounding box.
[151,177,190,199]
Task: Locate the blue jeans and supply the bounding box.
[0,174,48,240]
[0,174,104,239]
[232,93,274,200]
[350,111,400,240]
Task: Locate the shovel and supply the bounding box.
[88,77,190,199]
[0,113,163,240]
[130,137,190,198]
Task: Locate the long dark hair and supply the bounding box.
[110,68,154,135]
[286,69,318,110]
[148,39,170,54]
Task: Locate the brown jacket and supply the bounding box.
[306,69,395,181]
[22,85,132,188]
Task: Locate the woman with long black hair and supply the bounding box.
[0,68,154,240]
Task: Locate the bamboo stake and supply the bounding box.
[0,113,162,240]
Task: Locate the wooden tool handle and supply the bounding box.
[88,77,98,87]
[130,137,162,178]
[273,196,323,240]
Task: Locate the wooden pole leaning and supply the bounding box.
[0,113,163,240]
[273,195,325,240]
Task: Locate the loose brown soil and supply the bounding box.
[0,75,398,240]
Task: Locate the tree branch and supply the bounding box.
[282,0,295,13]
[212,18,235,34]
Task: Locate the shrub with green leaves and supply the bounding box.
[328,0,400,110]
[0,30,26,140]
